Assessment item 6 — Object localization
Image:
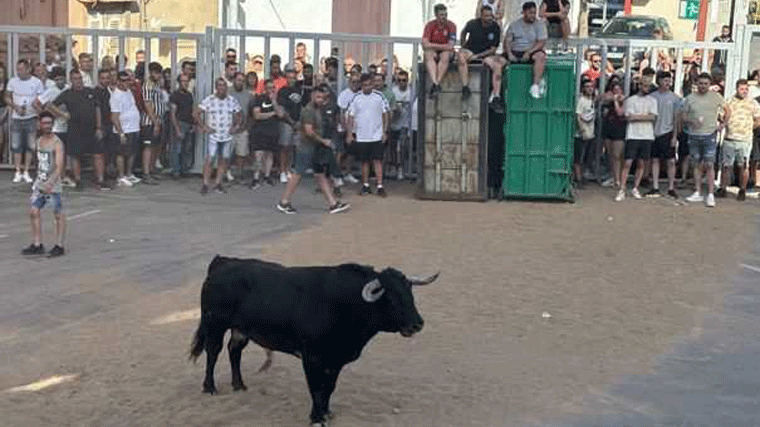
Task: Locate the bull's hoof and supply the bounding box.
[232,382,247,392]
[202,384,217,395]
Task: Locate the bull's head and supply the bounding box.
[363,268,439,337]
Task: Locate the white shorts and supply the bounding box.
[207,138,233,162]
[233,131,249,157]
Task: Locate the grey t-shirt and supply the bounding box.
[650,90,681,137]
[506,18,547,53]
[230,88,252,132]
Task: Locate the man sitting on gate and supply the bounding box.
[458,5,507,112]
[503,1,548,99]
[422,3,457,98]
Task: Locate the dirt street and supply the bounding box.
[0,177,754,427]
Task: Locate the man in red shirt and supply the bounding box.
[423,3,457,97]
[581,52,602,86]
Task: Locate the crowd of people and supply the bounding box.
[2,0,759,257]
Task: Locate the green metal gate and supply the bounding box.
[502,62,576,202]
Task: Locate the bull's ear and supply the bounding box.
[361,279,385,303]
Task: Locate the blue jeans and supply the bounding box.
[171,122,195,174]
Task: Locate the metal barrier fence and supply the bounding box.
[0,23,755,175]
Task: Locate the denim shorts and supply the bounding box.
[206,138,232,161]
[688,133,717,164]
[721,139,752,166]
[10,118,38,154]
[30,193,63,214]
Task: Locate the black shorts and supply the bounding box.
[602,122,626,141]
[677,131,690,160]
[65,132,97,157]
[652,132,676,160]
[574,137,592,164]
[624,139,652,161]
[506,50,545,64]
[139,125,159,149]
[354,141,384,162]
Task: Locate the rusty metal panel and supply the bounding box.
[417,63,489,201]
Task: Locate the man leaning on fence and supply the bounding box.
[6,59,44,184]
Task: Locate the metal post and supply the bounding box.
[65,35,73,76]
[263,35,271,77]
[361,42,369,71]
[288,36,295,66]
[623,41,632,96]
[11,33,19,77]
[238,34,245,72]
[144,36,152,65]
[170,38,178,91]
[93,35,100,81]
[118,36,125,70]
[386,42,393,86]
[674,47,684,95]
[38,34,45,69]
[313,37,321,75]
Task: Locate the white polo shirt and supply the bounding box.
[348,90,388,142]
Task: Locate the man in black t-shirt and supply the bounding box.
[457,5,506,111]
[48,69,102,190]
[276,65,303,183]
[539,0,570,42]
[169,73,196,178]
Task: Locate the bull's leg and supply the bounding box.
[302,357,343,426]
[228,329,249,391]
[202,326,225,394]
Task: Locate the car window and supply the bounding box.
[602,18,657,37]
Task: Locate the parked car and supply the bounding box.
[593,15,674,67]
[586,0,624,34]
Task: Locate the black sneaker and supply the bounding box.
[333,187,342,197]
[276,202,297,214]
[490,97,504,114]
[462,86,472,100]
[249,179,260,189]
[143,176,159,185]
[98,182,111,191]
[645,188,661,198]
[715,187,727,198]
[200,184,209,195]
[214,184,227,194]
[738,189,746,201]
[328,202,350,214]
[360,185,372,196]
[667,189,678,199]
[48,245,65,258]
[377,187,387,198]
[264,176,275,186]
[150,174,163,181]
[21,244,44,256]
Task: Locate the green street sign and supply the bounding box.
[682,0,700,20]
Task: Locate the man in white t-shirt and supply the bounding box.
[336,73,361,184]
[616,68,658,202]
[346,73,389,197]
[390,69,413,180]
[5,59,45,183]
[110,71,142,187]
[193,77,242,195]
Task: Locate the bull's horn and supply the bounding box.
[362,279,385,302]
[408,272,440,286]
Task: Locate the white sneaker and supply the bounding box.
[280,172,288,183]
[631,188,642,199]
[685,192,703,203]
[344,174,359,184]
[529,84,541,99]
[22,171,33,183]
[61,176,76,187]
[118,176,133,187]
[127,174,141,183]
[226,170,234,182]
[601,178,615,187]
[155,159,163,170]
[614,189,625,202]
[12,171,22,183]
[333,177,344,187]
[705,193,716,207]
[397,170,404,181]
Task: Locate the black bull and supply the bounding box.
[189,256,439,426]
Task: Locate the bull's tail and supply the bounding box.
[257,349,274,373]
[188,316,206,362]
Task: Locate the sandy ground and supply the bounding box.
[0,181,754,427]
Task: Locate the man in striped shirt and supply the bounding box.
[139,62,164,185]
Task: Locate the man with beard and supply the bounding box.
[615,68,658,202]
